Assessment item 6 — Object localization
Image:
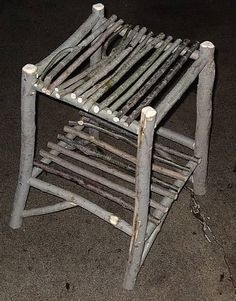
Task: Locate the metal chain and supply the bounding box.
[185,186,236,295]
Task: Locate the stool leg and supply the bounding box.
[193,42,215,195]
[89,3,104,139]
[123,107,157,290]
[9,64,37,229]
[90,3,104,66]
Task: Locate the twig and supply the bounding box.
[101,35,175,112]
[116,39,190,120]
[47,19,124,93]
[125,41,200,124]
[83,34,164,111]
[43,15,118,87]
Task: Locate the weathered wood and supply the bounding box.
[39,149,169,211]
[116,39,190,120]
[90,3,105,66]
[57,134,178,192]
[32,122,85,178]
[77,110,195,149]
[78,74,113,100]
[32,161,160,225]
[9,64,37,229]
[46,142,176,199]
[43,14,116,87]
[125,41,200,124]
[36,12,100,75]
[89,4,105,140]
[104,36,177,112]
[57,29,154,99]
[55,25,128,95]
[193,41,215,195]
[39,47,74,82]
[40,149,135,198]
[110,25,139,54]
[63,125,187,181]
[57,134,135,171]
[10,4,216,292]
[69,121,188,171]
[56,54,111,92]
[115,22,200,60]
[22,200,77,217]
[154,50,209,127]
[142,159,197,265]
[154,143,198,163]
[68,120,137,146]
[83,34,164,112]
[71,46,132,100]
[70,28,155,101]
[123,107,156,290]
[102,24,129,58]
[37,82,197,149]
[34,161,134,212]
[28,177,133,236]
[130,27,147,47]
[47,19,124,92]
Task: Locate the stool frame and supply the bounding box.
[9,4,215,290]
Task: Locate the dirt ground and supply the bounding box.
[0,1,235,300]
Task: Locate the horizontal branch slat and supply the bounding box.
[46,142,176,199]
[116,39,190,120]
[39,149,169,211]
[57,134,179,192]
[36,12,101,75]
[28,177,133,236]
[48,19,124,92]
[107,37,179,112]
[63,125,187,181]
[32,161,160,225]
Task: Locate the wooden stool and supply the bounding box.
[9,3,215,290]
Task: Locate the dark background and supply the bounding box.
[0,1,235,300]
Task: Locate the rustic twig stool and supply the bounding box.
[10,3,215,290]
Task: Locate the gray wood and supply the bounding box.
[48,19,124,92]
[23,201,77,217]
[36,12,99,76]
[193,41,215,195]
[107,36,178,112]
[35,83,195,149]
[32,124,84,178]
[63,125,186,181]
[107,20,200,60]
[123,107,156,290]
[72,46,132,99]
[89,4,105,140]
[40,148,171,210]
[83,34,163,112]
[9,64,37,229]
[28,177,133,236]
[43,15,116,87]
[32,161,160,225]
[125,41,200,124]
[116,39,190,120]
[90,3,105,66]
[46,142,176,199]
[142,159,197,265]
[58,134,177,192]
[154,49,210,126]
[9,4,216,291]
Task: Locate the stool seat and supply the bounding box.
[9,3,215,290]
[34,12,201,137]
